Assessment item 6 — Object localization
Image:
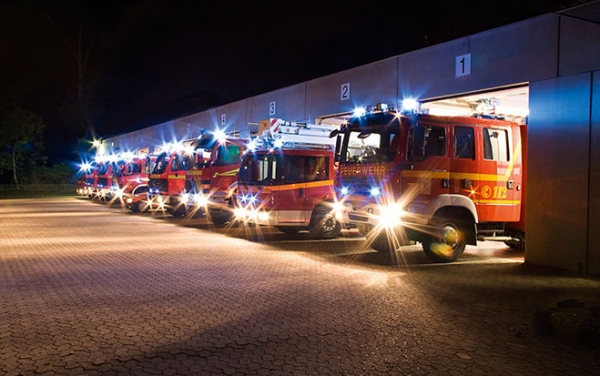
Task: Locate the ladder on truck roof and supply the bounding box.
[253,118,339,150]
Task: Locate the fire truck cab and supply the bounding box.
[145,146,183,215]
[235,118,342,239]
[143,134,245,220]
[110,150,155,209]
[91,156,115,201]
[334,103,526,262]
[77,161,96,197]
[182,132,247,224]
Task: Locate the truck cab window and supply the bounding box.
[483,128,509,161]
[454,127,475,159]
[153,153,168,174]
[425,126,446,157]
[215,144,243,166]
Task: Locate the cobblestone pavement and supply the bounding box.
[1,197,599,375]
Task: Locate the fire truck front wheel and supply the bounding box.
[309,208,341,239]
[422,220,467,263]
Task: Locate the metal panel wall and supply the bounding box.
[204,100,249,136]
[247,84,306,123]
[589,71,600,275]
[304,57,398,121]
[560,17,600,77]
[104,15,561,149]
[398,15,559,101]
[173,112,210,141]
[108,122,172,155]
[527,73,592,273]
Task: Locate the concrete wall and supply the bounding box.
[559,17,600,76]
[173,112,210,141]
[524,16,600,274]
[527,73,592,273]
[305,57,399,120]
[247,84,307,123]
[399,15,559,102]
[204,100,249,136]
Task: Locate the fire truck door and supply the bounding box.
[274,155,308,224]
[404,124,451,206]
[303,155,330,222]
[478,125,518,222]
[168,153,186,194]
[450,125,480,202]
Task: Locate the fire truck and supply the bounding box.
[234,118,342,239]
[77,160,96,197]
[143,134,246,221]
[333,103,527,262]
[182,132,247,224]
[144,145,180,214]
[90,155,115,201]
[109,150,155,207]
[123,153,158,213]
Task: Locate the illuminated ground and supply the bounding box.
[0,197,598,375]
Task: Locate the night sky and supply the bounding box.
[0,0,576,163]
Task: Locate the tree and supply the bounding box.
[0,107,46,188]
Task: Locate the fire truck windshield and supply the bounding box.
[214,144,243,166]
[97,163,109,174]
[239,153,329,185]
[340,129,398,164]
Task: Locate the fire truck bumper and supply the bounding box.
[343,201,423,239]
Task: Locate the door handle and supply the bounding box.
[299,188,304,197]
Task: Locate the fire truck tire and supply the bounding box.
[211,212,232,225]
[132,199,149,213]
[168,207,187,218]
[309,208,341,239]
[130,201,140,213]
[370,231,396,253]
[276,226,302,235]
[422,220,466,263]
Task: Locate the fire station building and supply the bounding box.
[103,2,600,275]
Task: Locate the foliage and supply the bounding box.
[0,106,47,187]
[20,162,78,185]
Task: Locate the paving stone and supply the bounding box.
[1,198,599,375]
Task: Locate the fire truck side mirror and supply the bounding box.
[333,134,342,162]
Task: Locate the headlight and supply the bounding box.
[194,194,209,206]
[257,212,269,221]
[378,204,405,227]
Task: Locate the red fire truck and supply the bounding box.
[143,146,178,214]
[77,160,96,197]
[333,103,527,262]
[123,153,158,212]
[182,132,247,224]
[109,151,155,206]
[142,134,245,221]
[234,118,342,238]
[90,155,115,201]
